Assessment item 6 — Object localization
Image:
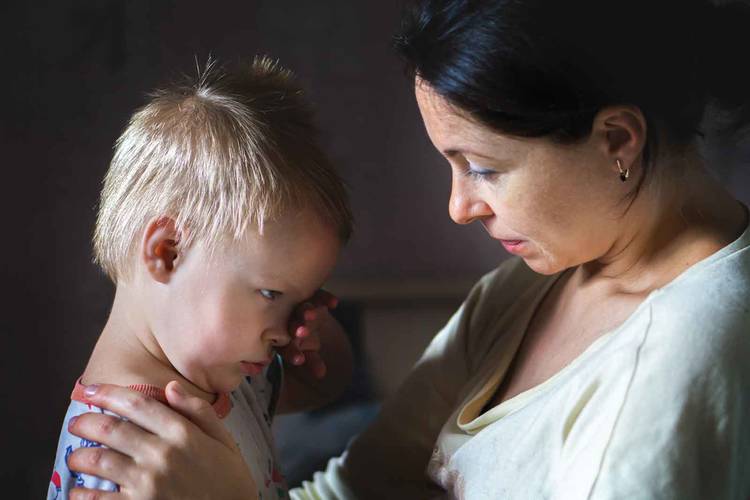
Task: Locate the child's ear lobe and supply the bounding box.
[142,217,181,284]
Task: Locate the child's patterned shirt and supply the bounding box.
[48,356,288,499]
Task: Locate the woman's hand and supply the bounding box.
[67,381,258,500]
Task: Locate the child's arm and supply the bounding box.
[276,292,354,414]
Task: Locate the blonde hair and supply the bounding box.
[93,57,352,282]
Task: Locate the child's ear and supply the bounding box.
[142,216,181,284]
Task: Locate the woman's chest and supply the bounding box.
[490,281,644,407]
[429,388,570,499]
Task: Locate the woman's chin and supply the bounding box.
[520,255,566,276]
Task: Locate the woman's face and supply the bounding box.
[415,83,629,275]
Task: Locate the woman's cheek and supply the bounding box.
[495,176,533,219]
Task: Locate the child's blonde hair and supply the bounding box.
[93,57,353,283]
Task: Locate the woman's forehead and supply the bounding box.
[415,84,530,159]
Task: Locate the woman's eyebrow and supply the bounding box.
[442,144,484,156]
[443,148,509,165]
[444,148,485,158]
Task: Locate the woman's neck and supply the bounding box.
[579,155,747,295]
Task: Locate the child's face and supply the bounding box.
[149,209,341,394]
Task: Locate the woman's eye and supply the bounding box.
[259,289,281,301]
[466,161,497,179]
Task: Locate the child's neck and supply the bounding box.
[82,285,220,405]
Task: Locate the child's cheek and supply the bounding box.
[196,324,235,359]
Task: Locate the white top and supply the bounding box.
[292,218,750,499]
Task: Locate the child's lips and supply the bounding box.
[240,360,269,376]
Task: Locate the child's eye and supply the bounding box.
[259,289,282,301]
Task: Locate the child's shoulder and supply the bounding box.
[48,399,121,499]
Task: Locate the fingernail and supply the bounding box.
[294,354,305,365]
[170,383,186,396]
[68,416,78,429]
[304,310,316,322]
[83,384,100,397]
[296,326,307,338]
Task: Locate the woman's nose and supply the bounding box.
[449,176,492,225]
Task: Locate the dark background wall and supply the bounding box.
[2,1,749,498]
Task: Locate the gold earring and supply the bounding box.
[616,159,629,182]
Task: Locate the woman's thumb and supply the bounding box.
[164,380,237,451]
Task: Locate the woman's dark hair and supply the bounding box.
[394,0,750,176]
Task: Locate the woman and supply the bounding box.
[65,0,750,498]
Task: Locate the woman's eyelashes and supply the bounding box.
[465,161,498,179]
[259,289,282,301]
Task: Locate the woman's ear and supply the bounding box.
[142,216,181,284]
[592,105,647,176]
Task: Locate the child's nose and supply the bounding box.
[265,326,291,348]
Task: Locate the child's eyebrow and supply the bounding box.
[286,282,323,303]
[250,266,323,301]
[253,274,304,298]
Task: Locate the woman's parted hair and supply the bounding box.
[94,57,353,283]
[395,0,750,179]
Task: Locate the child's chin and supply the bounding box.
[199,374,241,395]
[214,378,242,394]
[204,366,257,394]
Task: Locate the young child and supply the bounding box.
[47,57,353,500]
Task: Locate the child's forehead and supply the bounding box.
[213,210,340,265]
[251,208,339,244]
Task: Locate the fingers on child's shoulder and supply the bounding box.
[88,384,157,416]
[70,413,152,458]
[68,445,135,487]
[86,384,191,438]
[70,412,125,441]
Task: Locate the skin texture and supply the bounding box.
[67,84,747,499]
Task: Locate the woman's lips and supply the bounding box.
[499,239,526,254]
